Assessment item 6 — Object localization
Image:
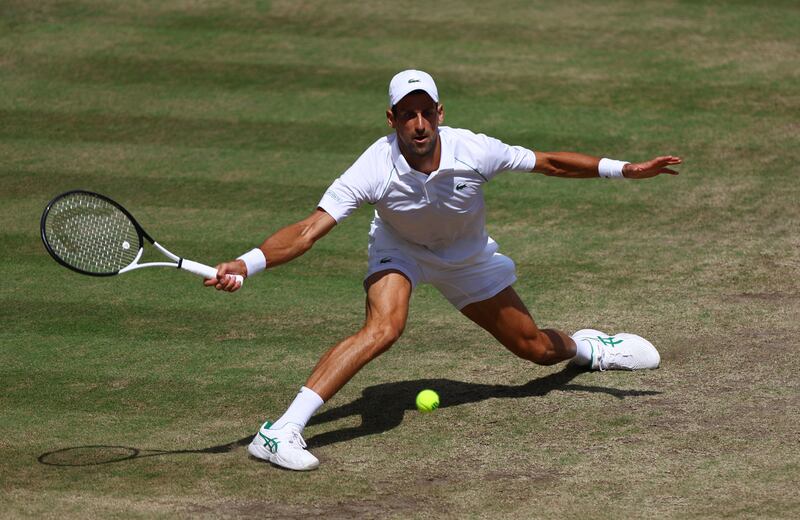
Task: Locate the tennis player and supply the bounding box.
[206,70,681,471]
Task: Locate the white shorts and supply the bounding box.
[365,225,517,310]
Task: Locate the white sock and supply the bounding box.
[269,386,324,431]
[571,337,593,366]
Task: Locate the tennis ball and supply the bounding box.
[415,389,440,413]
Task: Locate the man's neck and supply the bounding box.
[400,137,441,175]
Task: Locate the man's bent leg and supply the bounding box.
[460,286,576,365]
[460,286,660,371]
[305,269,412,401]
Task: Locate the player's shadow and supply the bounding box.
[305,365,661,448]
[37,366,660,466]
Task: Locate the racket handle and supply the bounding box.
[181,259,245,286]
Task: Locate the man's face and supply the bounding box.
[387,91,444,158]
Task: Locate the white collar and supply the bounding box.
[390,128,455,177]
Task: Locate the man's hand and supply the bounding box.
[623,156,682,179]
[203,260,247,292]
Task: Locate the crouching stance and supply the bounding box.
[207,70,679,470]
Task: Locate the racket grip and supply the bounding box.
[180,259,245,286]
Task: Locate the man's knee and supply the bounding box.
[364,322,404,356]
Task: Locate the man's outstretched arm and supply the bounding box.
[205,208,337,291]
[533,152,682,179]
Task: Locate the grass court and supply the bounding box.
[1,1,798,518]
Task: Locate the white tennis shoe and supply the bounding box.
[571,329,660,371]
[247,421,319,471]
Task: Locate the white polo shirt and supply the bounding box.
[318,126,536,266]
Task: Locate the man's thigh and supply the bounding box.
[364,269,413,330]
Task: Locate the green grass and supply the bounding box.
[2,1,799,518]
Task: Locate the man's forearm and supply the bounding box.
[532,151,602,178]
[258,222,317,268]
[256,209,337,269]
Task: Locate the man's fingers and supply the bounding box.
[621,156,681,178]
[217,275,231,291]
[654,156,682,166]
[228,276,243,292]
[213,274,242,292]
[641,156,681,176]
[203,262,245,292]
[222,274,242,291]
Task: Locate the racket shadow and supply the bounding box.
[306,365,661,449]
[37,436,253,467]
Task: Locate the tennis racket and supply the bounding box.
[40,189,243,285]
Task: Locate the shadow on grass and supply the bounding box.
[38,365,660,466]
[306,365,660,448]
[37,438,254,467]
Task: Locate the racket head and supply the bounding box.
[41,190,146,276]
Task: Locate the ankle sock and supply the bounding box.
[270,386,325,431]
[572,337,593,366]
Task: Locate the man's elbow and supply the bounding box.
[532,155,557,176]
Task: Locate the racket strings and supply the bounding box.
[44,194,140,274]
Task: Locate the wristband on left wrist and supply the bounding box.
[598,158,630,179]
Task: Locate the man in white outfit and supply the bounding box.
[207,70,681,471]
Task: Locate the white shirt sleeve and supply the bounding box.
[479,134,537,180]
[317,140,387,223]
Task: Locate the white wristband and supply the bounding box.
[236,248,267,277]
[598,158,629,179]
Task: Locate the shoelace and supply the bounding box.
[593,339,607,371]
[288,428,308,449]
[593,338,631,371]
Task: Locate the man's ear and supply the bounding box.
[386,108,396,128]
[437,104,444,125]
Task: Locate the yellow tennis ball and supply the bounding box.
[416,389,440,413]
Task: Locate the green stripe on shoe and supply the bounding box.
[258,431,280,453]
